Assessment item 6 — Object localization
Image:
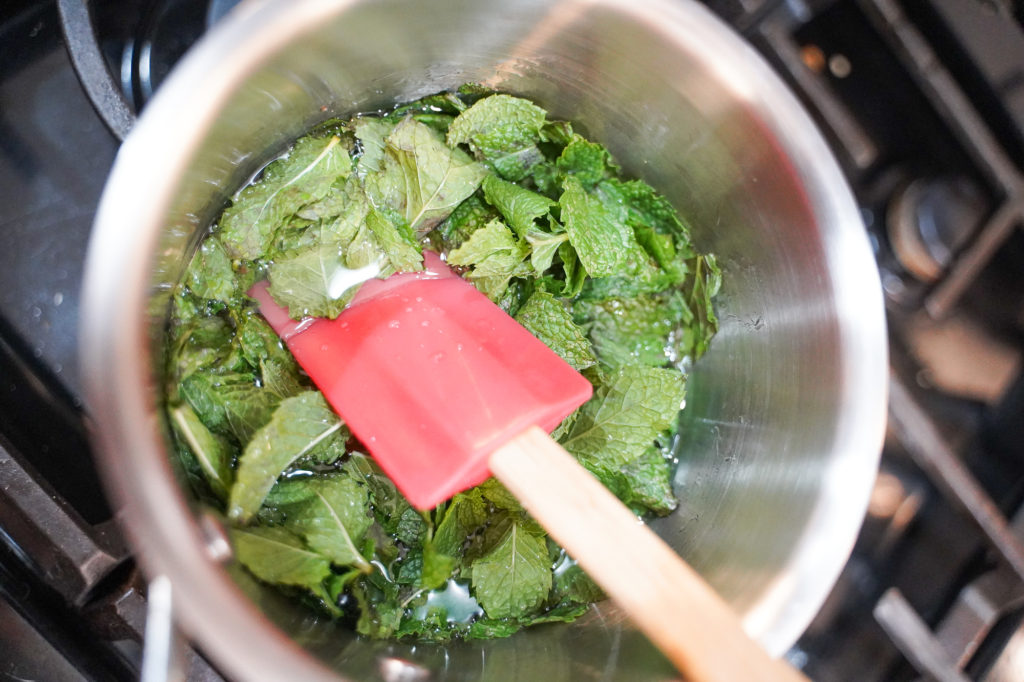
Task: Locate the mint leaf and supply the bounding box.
[228,391,347,522]
[421,541,456,591]
[435,193,497,250]
[219,135,352,260]
[365,208,423,273]
[353,117,395,176]
[574,290,690,370]
[272,475,373,570]
[470,519,551,619]
[680,253,722,362]
[446,218,530,300]
[524,224,569,275]
[600,444,678,515]
[433,489,489,557]
[231,525,332,589]
[352,572,404,638]
[558,176,642,278]
[267,240,350,318]
[386,117,487,236]
[515,290,596,371]
[558,239,586,298]
[321,175,373,249]
[169,403,234,500]
[170,315,236,384]
[233,312,306,398]
[346,453,427,547]
[556,134,619,188]
[598,177,692,241]
[561,365,686,469]
[481,174,555,238]
[267,196,421,319]
[179,371,279,445]
[185,237,235,301]
[446,94,548,181]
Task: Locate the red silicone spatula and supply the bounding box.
[251,251,806,682]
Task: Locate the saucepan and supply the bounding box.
[80,0,887,679]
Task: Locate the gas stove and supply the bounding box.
[1,1,1022,680]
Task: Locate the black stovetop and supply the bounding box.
[2,1,1024,681]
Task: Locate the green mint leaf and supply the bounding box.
[421,541,456,591]
[556,134,619,188]
[466,619,523,639]
[475,478,523,512]
[446,218,530,300]
[446,94,548,181]
[365,208,423,273]
[170,316,236,384]
[259,358,305,401]
[558,176,642,277]
[529,160,562,198]
[236,310,294,369]
[456,82,496,102]
[294,174,360,222]
[345,453,427,547]
[353,117,396,175]
[551,553,604,606]
[634,224,685,281]
[179,371,279,445]
[524,223,569,275]
[231,525,332,589]
[539,119,575,146]
[324,176,373,248]
[435,193,497,251]
[185,237,235,302]
[432,489,489,558]
[219,135,352,260]
[558,239,586,298]
[514,290,596,371]
[599,444,678,516]
[598,177,692,242]
[561,365,686,469]
[680,253,722,362]
[168,404,234,500]
[352,572,404,638]
[470,519,552,620]
[272,475,373,569]
[267,241,350,319]
[228,391,347,522]
[387,91,468,119]
[480,174,555,238]
[574,290,690,370]
[386,117,487,236]
[529,602,590,625]
[577,262,680,300]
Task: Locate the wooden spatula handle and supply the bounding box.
[489,426,808,682]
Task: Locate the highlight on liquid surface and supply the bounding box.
[165,84,721,641]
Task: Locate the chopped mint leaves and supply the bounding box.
[558,176,645,278]
[515,290,596,371]
[228,391,348,522]
[446,218,531,300]
[167,85,720,643]
[560,365,686,471]
[386,117,487,235]
[470,519,552,619]
[480,174,555,238]
[219,135,352,261]
[447,94,547,180]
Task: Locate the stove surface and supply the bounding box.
[2,1,1024,681]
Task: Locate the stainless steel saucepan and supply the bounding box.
[81,1,888,679]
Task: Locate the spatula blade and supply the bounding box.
[251,254,592,509]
